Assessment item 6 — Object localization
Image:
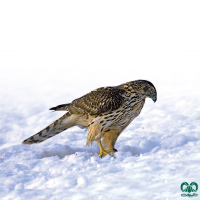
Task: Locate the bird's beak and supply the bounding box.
[152,96,157,103]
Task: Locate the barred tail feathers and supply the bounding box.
[22,112,75,144]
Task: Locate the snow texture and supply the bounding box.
[0,1,200,200]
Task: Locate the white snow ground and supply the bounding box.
[0,51,200,200]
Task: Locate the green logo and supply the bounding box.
[181,182,198,197]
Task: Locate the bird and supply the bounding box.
[22,80,157,157]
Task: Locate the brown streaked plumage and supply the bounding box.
[22,80,157,157]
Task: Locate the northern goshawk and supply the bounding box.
[22,80,157,157]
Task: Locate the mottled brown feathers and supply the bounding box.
[67,87,126,115]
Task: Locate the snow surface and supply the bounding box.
[1,1,200,200]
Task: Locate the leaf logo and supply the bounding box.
[181,182,198,197]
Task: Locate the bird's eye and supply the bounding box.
[151,90,154,93]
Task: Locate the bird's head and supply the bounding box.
[143,80,157,103]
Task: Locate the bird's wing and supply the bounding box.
[51,87,126,115]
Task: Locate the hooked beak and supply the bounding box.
[152,96,157,103]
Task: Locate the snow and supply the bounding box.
[1,1,200,200]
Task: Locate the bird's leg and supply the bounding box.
[101,129,119,154]
[96,140,114,158]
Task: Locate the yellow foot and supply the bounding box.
[106,148,118,153]
[99,149,114,158]
[97,140,114,158]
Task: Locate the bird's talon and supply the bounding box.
[99,149,114,158]
[106,148,118,153]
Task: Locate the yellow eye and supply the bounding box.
[151,90,154,93]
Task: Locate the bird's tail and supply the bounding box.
[49,104,69,111]
[22,112,75,144]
